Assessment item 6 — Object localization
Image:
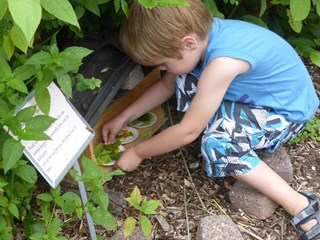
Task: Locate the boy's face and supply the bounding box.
[156,34,206,75]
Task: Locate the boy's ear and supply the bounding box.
[181,35,197,50]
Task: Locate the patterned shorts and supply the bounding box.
[176,74,306,177]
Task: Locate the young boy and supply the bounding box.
[102,0,320,239]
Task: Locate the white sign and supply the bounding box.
[20,83,95,188]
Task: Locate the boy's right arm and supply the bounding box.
[102,71,176,143]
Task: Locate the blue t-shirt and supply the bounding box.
[192,18,319,123]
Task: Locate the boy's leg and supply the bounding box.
[201,100,318,235]
[238,161,300,213]
[235,161,314,228]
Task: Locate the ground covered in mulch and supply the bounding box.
[63,61,319,240]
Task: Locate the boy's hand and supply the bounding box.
[102,117,125,143]
[115,146,143,172]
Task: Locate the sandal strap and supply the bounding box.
[291,191,320,239]
[301,210,320,239]
[292,192,319,226]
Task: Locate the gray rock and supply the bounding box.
[259,146,293,182]
[229,146,292,219]
[229,181,278,219]
[104,188,127,216]
[196,215,244,240]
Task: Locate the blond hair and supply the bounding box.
[120,0,213,66]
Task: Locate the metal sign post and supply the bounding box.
[73,160,97,240]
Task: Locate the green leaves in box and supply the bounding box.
[94,140,123,166]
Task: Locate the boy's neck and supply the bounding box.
[199,36,209,66]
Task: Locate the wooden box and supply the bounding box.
[81,69,167,169]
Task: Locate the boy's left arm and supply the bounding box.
[116,57,250,171]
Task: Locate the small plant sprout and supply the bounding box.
[124,186,159,237]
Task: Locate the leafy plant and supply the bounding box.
[124,186,159,237]
[69,156,124,231]
[289,117,320,143]
[12,155,124,239]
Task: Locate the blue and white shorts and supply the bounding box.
[176,74,305,177]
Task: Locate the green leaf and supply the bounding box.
[156,0,190,7]
[287,9,303,33]
[16,105,37,122]
[21,131,51,141]
[0,84,5,94]
[37,192,53,202]
[0,196,8,207]
[60,193,81,215]
[10,25,28,53]
[76,208,83,219]
[57,237,68,240]
[47,217,61,237]
[76,76,101,91]
[2,35,15,60]
[120,0,129,17]
[5,116,23,136]
[13,64,37,81]
[0,0,8,20]
[290,0,311,21]
[26,115,56,132]
[40,0,80,28]
[3,138,24,173]
[260,0,267,16]
[317,1,320,16]
[126,186,142,209]
[68,169,81,181]
[138,0,157,8]
[34,68,54,92]
[0,56,12,78]
[310,50,320,67]
[8,203,19,218]
[90,208,117,230]
[124,217,136,237]
[139,215,152,237]
[15,164,37,183]
[26,51,53,65]
[7,78,28,93]
[81,156,100,178]
[0,177,8,190]
[85,0,100,16]
[114,0,120,12]
[91,190,109,208]
[140,199,159,215]
[240,15,268,28]
[203,0,224,18]
[58,46,93,72]
[131,186,142,203]
[0,98,10,119]
[35,88,51,115]
[74,5,85,19]
[8,0,41,45]
[55,70,72,98]
[61,191,79,201]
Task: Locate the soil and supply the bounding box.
[62,60,319,240]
